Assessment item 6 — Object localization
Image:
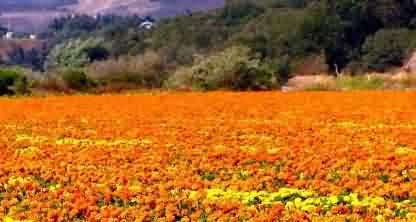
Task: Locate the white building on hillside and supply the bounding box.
[140,21,155,30]
[5,32,13,39]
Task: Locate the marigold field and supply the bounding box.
[1,92,416,222]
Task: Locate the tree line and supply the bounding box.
[2,0,416,94]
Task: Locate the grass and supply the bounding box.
[335,76,385,90]
[304,83,335,91]
[304,75,388,91]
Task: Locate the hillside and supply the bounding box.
[0,11,67,33]
[0,39,44,70]
[0,0,224,32]
[0,39,42,56]
[67,0,224,16]
[0,0,76,11]
[1,0,416,94]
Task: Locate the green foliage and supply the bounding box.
[362,29,416,71]
[299,1,377,72]
[369,0,416,27]
[220,1,264,26]
[0,69,20,95]
[46,38,109,70]
[60,69,91,90]
[165,45,279,90]
[86,51,167,89]
[270,0,308,8]
[100,24,149,57]
[47,15,145,42]
[0,68,29,95]
[236,8,308,59]
[322,0,416,72]
[304,75,389,91]
[379,175,390,183]
[201,172,217,181]
[335,76,385,90]
[150,13,229,55]
[304,83,334,91]
[14,76,30,95]
[18,0,416,92]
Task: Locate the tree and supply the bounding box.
[297,0,387,72]
[46,38,109,70]
[370,0,416,27]
[61,68,91,90]
[362,28,415,71]
[166,45,279,90]
[221,0,265,26]
[6,48,25,66]
[0,68,27,95]
[270,0,308,8]
[26,48,46,71]
[0,25,7,37]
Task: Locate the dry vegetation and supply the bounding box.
[0,40,43,59]
[286,72,416,91]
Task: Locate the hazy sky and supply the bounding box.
[0,0,224,32]
[0,0,76,10]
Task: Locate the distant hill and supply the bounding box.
[0,39,44,70]
[69,0,224,16]
[0,0,76,11]
[0,0,224,32]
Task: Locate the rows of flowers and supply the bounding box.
[0,92,416,221]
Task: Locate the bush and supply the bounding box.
[0,68,29,95]
[165,45,280,90]
[86,51,167,89]
[0,69,20,95]
[14,76,30,95]
[46,38,109,70]
[220,1,265,26]
[60,69,91,90]
[304,83,334,91]
[231,61,278,90]
[34,73,69,93]
[362,29,416,72]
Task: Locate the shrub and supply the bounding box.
[14,76,30,95]
[0,68,29,95]
[60,69,91,90]
[0,69,20,95]
[46,38,109,70]
[291,75,389,91]
[362,29,416,72]
[86,51,167,89]
[231,62,278,90]
[220,1,265,26]
[34,73,69,93]
[304,83,335,91]
[275,60,291,81]
[165,45,280,91]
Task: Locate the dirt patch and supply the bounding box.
[286,75,335,90]
[403,51,416,73]
[291,55,329,76]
